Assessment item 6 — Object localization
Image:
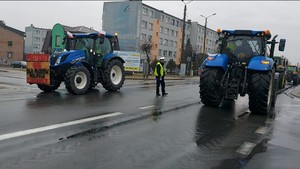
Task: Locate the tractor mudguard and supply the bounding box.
[203,54,228,71]
[248,56,274,71]
[102,52,125,67]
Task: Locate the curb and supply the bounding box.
[291,85,300,98]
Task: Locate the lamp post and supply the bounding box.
[180,0,192,76]
[200,13,216,54]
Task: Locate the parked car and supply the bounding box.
[11,61,27,68]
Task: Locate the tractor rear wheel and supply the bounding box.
[65,66,91,95]
[199,68,224,107]
[102,59,125,91]
[248,71,274,114]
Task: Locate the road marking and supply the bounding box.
[236,142,256,156]
[138,105,155,110]
[255,126,268,134]
[0,112,122,142]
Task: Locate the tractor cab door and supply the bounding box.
[94,36,113,67]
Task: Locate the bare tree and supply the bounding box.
[140,40,153,78]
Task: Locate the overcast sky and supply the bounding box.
[1,1,299,64]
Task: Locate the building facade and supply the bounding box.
[102,1,218,65]
[25,24,50,54]
[0,20,25,64]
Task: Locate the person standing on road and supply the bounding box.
[154,57,168,96]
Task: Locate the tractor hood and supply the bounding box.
[50,50,86,66]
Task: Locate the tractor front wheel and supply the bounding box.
[199,68,224,107]
[248,71,274,114]
[65,66,91,95]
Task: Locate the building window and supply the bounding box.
[163,50,167,57]
[7,52,13,58]
[176,20,179,27]
[175,31,178,37]
[33,44,40,49]
[197,36,200,42]
[171,19,175,26]
[168,51,172,57]
[55,35,60,47]
[163,39,168,46]
[7,41,13,47]
[35,30,40,34]
[164,28,169,35]
[141,21,147,29]
[158,49,162,56]
[34,37,40,42]
[170,40,173,47]
[161,15,165,22]
[159,38,163,45]
[148,23,153,31]
[160,26,164,33]
[174,41,177,48]
[140,33,147,41]
[174,52,177,58]
[166,16,170,23]
[149,10,154,18]
[170,29,174,36]
[148,35,152,42]
[142,7,148,16]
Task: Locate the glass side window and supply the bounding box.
[95,38,112,57]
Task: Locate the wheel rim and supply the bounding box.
[74,71,87,89]
[111,65,122,85]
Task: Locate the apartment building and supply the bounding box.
[25,24,50,54]
[0,20,25,64]
[102,1,217,65]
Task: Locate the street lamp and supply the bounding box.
[180,0,192,76]
[200,13,216,54]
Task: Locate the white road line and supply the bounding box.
[236,142,257,156]
[0,112,122,142]
[255,126,268,134]
[138,105,155,110]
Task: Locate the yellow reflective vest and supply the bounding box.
[154,61,164,77]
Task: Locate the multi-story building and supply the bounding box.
[0,20,25,64]
[102,1,217,65]
[25,24,50,54]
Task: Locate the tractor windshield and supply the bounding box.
[74,38,94,51]
[221,36,263,62]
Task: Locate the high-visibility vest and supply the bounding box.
[154,62,164,77]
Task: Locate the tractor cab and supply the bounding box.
[217,30,270,64]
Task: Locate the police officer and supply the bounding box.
[154,57,168,96]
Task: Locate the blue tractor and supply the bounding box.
[199,29,286,114]
[37,31,125,95]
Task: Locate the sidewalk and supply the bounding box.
[291,85,300,98]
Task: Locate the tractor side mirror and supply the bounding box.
[99,35,105,44]
[279,39,286,51]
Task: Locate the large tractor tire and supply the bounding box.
[199,68,224,107]
[102,59,125,91]
[64,66,91,95]
[292,76,299,86]
[248,71,274,114]
[37,81,61,93]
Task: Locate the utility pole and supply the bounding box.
[180,0,192,76]
[200,13,216,54]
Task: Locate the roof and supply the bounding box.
[62,25,97,33]
[0,20,25,37]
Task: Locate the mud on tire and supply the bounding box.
[64,66,91,95]
[102,59,125,91]
[248,71,274,114]
[199,68,224,107]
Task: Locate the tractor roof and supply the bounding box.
[70,31,114,38]
[217,29,271,40]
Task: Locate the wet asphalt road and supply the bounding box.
[1,68,300,169]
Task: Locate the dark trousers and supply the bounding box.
[156,77,165,95]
